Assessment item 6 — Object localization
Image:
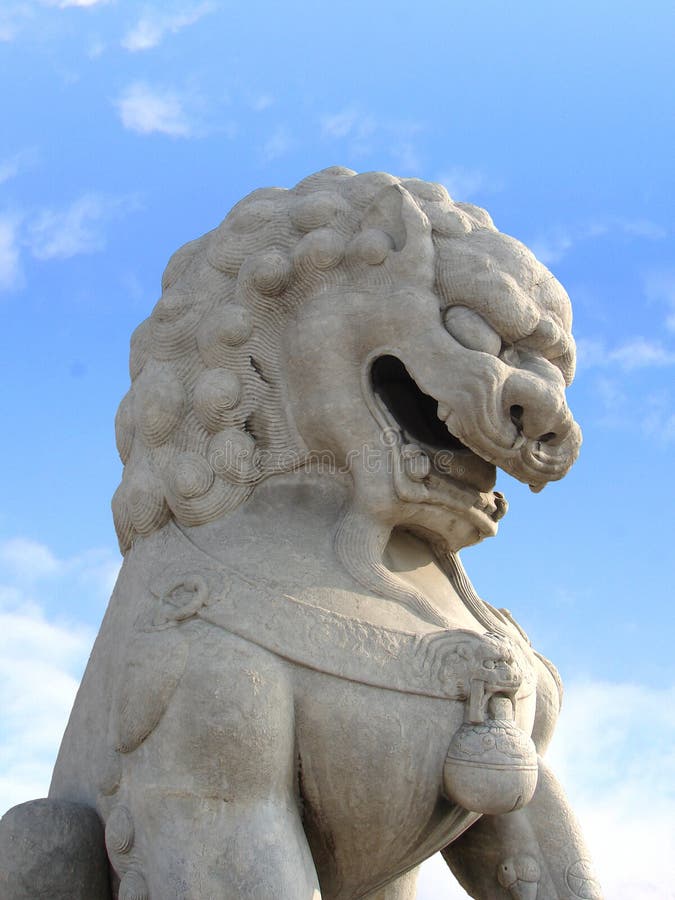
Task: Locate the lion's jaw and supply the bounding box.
[283,281,581,554]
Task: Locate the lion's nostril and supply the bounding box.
[538,432,556,443]
[509,405,524,428]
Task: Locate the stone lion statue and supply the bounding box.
[0,167,602,899]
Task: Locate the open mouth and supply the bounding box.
[371,355,504,512]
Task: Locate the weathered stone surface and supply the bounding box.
[2,168,602,898]
[0,799,110,899]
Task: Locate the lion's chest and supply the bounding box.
[294,670,470,899]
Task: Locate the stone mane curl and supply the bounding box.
[112,166,575,554]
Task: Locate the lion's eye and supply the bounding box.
[443,306,501,356]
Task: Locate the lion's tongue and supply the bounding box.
[433,448,497,493]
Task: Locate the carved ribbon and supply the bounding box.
[137,525,536,704]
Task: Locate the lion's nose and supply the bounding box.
[502,369,572,445]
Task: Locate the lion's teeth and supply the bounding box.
[512,434,526,450]
[437,402,450,420]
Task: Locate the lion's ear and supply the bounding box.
[361,184,434,283]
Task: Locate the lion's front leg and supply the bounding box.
[441,757,602,900]
[112,794,320,899]
[105,627,320,899]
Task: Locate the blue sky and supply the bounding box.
[1,2,674,897]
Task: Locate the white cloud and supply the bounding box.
[0,216,23,292]
[1,192,137,293]
[608,337,675,370]
[0,5,32,42]
[250,93,273,112]
[115,81,195,137]
[621,219,667,239]
[575,336,608,371]
[577,334,675,437]
[0,149,36,184]
[548,681,675,900]
[0,23,16,43]
[41,0,112,7]
[0,537,61,579]
[320,106,427,173]
[1,0,110,42]
[2,0,110,41]
[320,107,372,141]
[27,192,137,260]
[122,2,216,52]
[531,218,667,266]
[392,142,422,175]
[580,373,675,442]
[594,374,628,418]
[0,608,93,811]
[530,231,575,266]
[652,412,675,443]
[640,391,675,445]
[320,106,376,159]
[86,36,106,58]
[576,335,675,373]
[261,125,293,163]
[0,538,119,599]
[0,536,119,815]
[438,166,497,201]
[418,854,469,898]
[644,269,675,332]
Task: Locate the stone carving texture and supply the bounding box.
[0,167,602,899]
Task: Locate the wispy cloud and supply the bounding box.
[577,334,675,437]
[577,335,675,372]
[641,391,675,445]
[115,81,196,137]
[1,192,138,294]
[0,609,92,809]
[644,268,675,332]
[41,0,112,7]
[438,166,499,202]
[0,216,23,291]
[531,218,667,266]
[582,370,675,443]
[86,36,106,58]
[261,125,293,163]
[121,2,216,52]
[321,107,375,141]
[2,0,110,42]
[319,106,422,172]
[0,148,37,184]
[0,537,120,600]
[0,4,31,42]
[418,855,469,899]
[391,142,422,175]
[27,192,138,260]
[2,0,110,43]
[607,337,675,370]
[547,680,675,900]
[0,536,119,814]
[0,538,62,579]
[249,93,273,112]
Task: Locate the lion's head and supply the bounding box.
[113,167,580,625]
